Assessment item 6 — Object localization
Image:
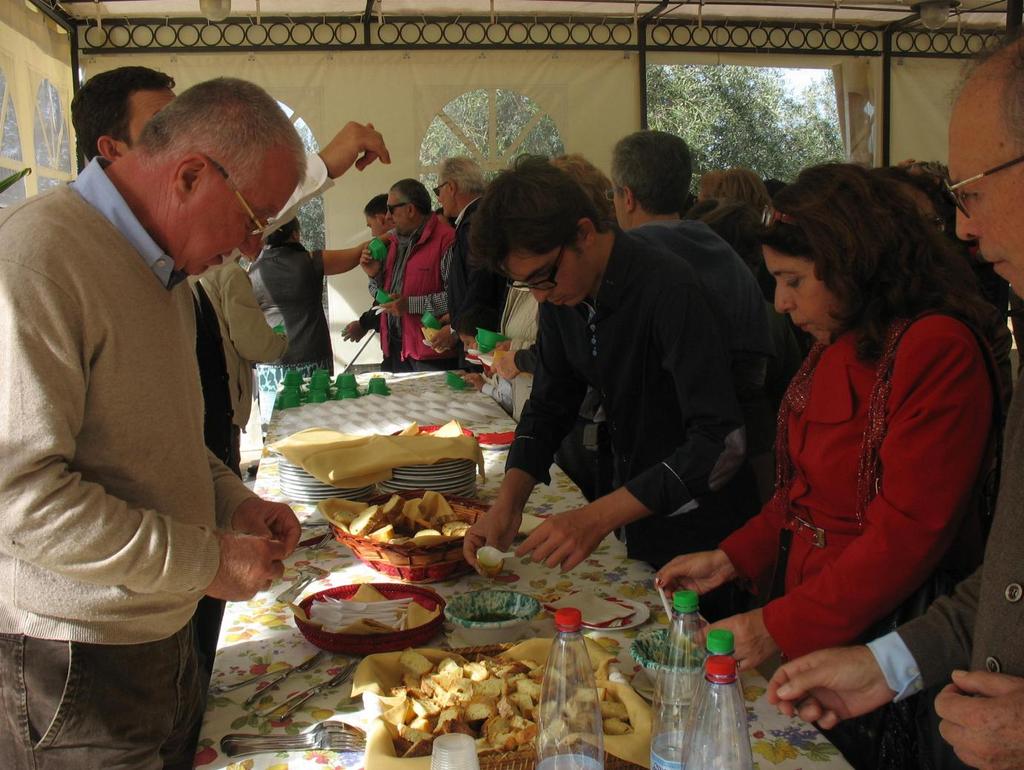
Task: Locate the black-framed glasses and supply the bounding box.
[507,247,564,291]
[944,152,1024,217]
[386,200,412,214]
[202,153,272,237]
[604,188,616,201]
[432,181,451,197]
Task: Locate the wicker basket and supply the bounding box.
[294,583,445,654]
[330,491,487,583]
[374,644,644,770]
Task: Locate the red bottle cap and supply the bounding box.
[554,607,583,631]
[705,654,737,684]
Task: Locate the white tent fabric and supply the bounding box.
[889,55,966,164]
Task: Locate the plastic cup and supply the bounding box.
[445,371,467,390]
[375,288,394,305]
[335,372,357,390]
[282,369,302,387]
[368,237,388,262]
[421,311,442,330]
[308,388,328,403]
[310,373,331,391]
[367,377,391,396]
[475,327,509,353]
[430,733,479,770]
[338,388,360,400]
[279,388,301,409]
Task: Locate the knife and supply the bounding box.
[256,659,359,719]
[243,650,327,708]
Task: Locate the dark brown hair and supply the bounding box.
[763,163,991,360]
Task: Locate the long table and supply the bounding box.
[194,371,851,770]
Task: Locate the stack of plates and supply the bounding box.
[379,458,477,497]
[278,459,376,503]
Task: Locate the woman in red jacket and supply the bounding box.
[657,163,998,674]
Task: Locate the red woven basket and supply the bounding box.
[294,583,445,654]
[330,491,487,583]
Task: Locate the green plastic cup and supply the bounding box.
[475,327,509,353]
[335,372,357,390]
[446,371,468,390]
[368,237,388,262]
[282,369,302,387]
[421,311,442,330]
[375,288,393,305]
[278,387,301,409]
[308,388,328,403]
[367,377,391,396]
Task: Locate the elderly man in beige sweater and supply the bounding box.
[0,78,388,769]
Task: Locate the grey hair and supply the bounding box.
[136,77,305,189]
[962,31,1024,149]
[439,156,486,195]
[611,130,693,216]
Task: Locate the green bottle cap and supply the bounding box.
[706,629,734,655]
[673,590,699,613]
[368,238,387,262]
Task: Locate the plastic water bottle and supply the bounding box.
[536,607,604,770]
[651,590,707,770]
[680,655,753,770]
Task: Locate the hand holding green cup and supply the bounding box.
[375,288,394,305]
[475,327,510,354]
[421,311,443,330]
[368,237,388,262]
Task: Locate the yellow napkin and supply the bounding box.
[270,421,484,489]
[353,638,651,770]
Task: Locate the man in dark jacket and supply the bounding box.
[429,156,507,366]
[463,156,752,619]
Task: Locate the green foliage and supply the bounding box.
[647,64,844,185]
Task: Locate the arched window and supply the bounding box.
[277,100,324,253]
[419,88,565,195]
[0,67,27,207]
[34,78,72,193]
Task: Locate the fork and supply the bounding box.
[221,720,365,757]
[256,660,359,719]
[275,565,328,604]
[242,650,326,708]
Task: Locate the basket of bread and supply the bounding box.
[320,491,486,583]
[350,640,651,770]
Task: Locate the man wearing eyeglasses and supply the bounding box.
[767,34,1024,770]
[462,156,750,620]
[361,179,457,371]
[0,78,387,769]
[429,156,507,366]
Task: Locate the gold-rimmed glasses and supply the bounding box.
[944,152,1024,218]
[202,154,273,237]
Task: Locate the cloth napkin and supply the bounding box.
[269,421,484,489]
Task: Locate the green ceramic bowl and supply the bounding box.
[444,589,540,630]
[631,628,669,671]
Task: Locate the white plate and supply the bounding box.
[544,595,651,631]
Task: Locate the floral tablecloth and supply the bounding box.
[195,372,851,770]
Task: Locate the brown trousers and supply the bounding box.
[0,624,205,770]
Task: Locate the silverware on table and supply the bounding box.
[221,719,365,757]
[255,659,360,719]
[275,565,329,604]
[242,649,327,708]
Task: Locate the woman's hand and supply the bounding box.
[462,373,485,391]
[656,549,738,595]
[708,608,778,672]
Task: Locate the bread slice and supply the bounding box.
[349,505,385,536]
[367,524,395,542]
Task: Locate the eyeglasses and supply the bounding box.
[432,181,451,197]
[507,247,564,291]
[604,188,617,201]
[386,200,412,214]
[943,152,1024,217]
[202,154,272,237]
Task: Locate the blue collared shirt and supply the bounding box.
[867,631,924,701]
[70,158,185,289]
